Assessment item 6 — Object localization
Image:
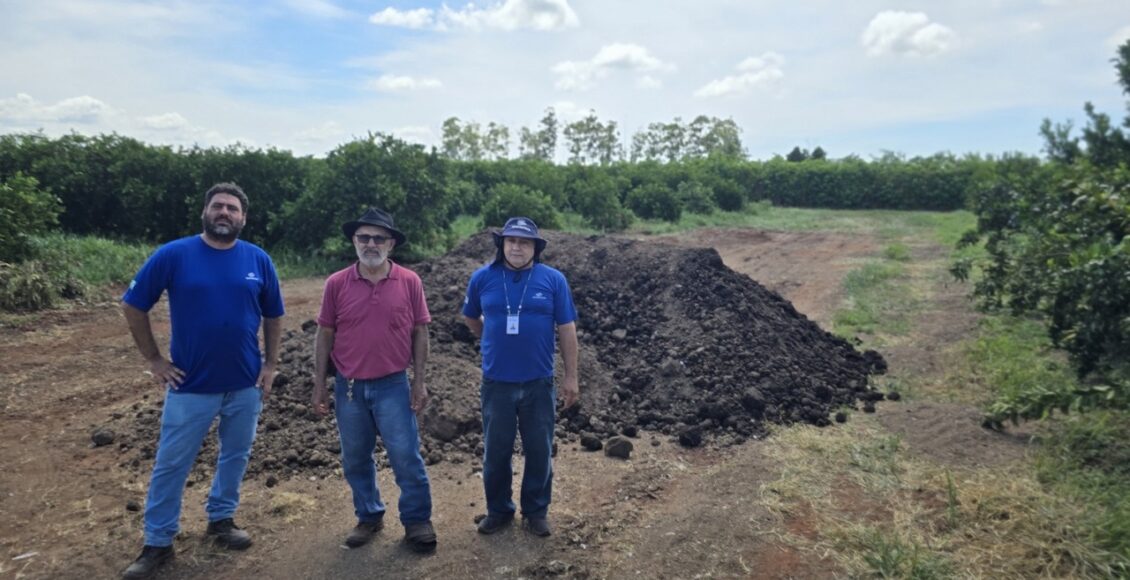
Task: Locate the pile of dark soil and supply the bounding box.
[102,231,887,482]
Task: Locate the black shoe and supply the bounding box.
[345,519,384,548]
[404,520,438,554]
[476,513,514,535]
[122,545,174,579]
[206,518,253,550]
[524,517,551,537]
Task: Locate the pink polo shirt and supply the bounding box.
[317,261,432,379]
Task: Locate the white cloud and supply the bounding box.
[369,7,434,29]
[140,112,193,131]
[284,0,351,20]
[695,52,785,98]
[0,93,115,124]
[1108,25,1130,49]
[390,125,434,145]
[553,43,673,91]
[443,0,579,31]
[371,0,578,31]
[295,121,346,144]
[368,74,443,92]
[862,11,958,57]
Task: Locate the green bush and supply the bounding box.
[566,172,632,231]
[0,260,84,312]
[626,182,682,222]
[0,173,62,262]
[677,181,716,214]
[480,183,561,230]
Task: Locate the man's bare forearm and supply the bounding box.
[123,303,161,361]
[262,316,282,367]
[463,316,483,339]
[412,324,429,384]
[313,326,335,386]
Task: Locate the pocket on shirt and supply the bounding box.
[390,306,412,330]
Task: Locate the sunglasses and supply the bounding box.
[354,234,392,245]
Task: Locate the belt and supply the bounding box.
[338,370,406,401]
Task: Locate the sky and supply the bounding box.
[1,0,1129,160]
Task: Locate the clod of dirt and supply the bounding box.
[105,231,887,482]
[834,411,848,423]
[862,403,877,413]
[580,434,603,451]
[125,500,140,512]
[90,427,114,447]
[678,428,703,448]
[886,391,902,401]
[604,436,633,459]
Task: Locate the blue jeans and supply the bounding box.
[334,372,432,525]
[143,387,262,547]
[480,376,556,519]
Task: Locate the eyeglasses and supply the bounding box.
[354,234,392,245]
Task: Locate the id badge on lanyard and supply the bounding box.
[506,314,520,335]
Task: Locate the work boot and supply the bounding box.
[206,518,253,550]
[404,520,438,554]
[122,545,174,579]
[524,517,551,537]
[345,519,384,548]
[476,513,513,535]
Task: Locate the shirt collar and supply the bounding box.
[351,259,400,280]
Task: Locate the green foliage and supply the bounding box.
[958,41,1130,421]
[0,173,61,262]
[676,181,716,214]
[281,133,453,261]
[1035,412,1130,571]
[883,242,911,261]
[565,168,632,231]
[855,528,953,579]
[29,233,151,286]
[0,260,59,311]
[626,182,683,222]
[833,262,913,338]
[480,183,561,230]
[960,163,1129,395]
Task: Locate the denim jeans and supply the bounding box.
[334,371,432,525]
[143,386,262,547]
[480,376,556,519]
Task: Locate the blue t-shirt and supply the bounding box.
[123,236,285,394]
[462,262,577,382]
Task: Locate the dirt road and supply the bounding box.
[0,228,1027,579]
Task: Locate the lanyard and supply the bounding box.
[502,264,535,316]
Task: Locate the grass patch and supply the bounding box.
[760,418,1123,578]
[955,315,1079,415]
[30,233,152,287]
[1034,411,1130,573]
[832,262,913,339]
[270,249,343,279]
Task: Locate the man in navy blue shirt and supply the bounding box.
[462,217,579,538]
[120,183,284,579]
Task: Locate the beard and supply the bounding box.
[357,249,388,270]
[202,214,244,243]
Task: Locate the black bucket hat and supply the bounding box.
[342,208,406,246]
[492,216,547,263]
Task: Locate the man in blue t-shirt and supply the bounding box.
[120,183,285,580]
[462,217,579,538]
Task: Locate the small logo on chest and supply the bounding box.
[245,272,259,281]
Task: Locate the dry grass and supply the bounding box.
[757,417,1119,579]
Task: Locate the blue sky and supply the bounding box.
[1,0,1128,160]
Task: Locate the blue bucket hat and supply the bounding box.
[492,216,548,262]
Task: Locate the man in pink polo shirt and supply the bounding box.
[311,208,437,553]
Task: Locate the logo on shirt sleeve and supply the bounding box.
[245,272,260,281]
